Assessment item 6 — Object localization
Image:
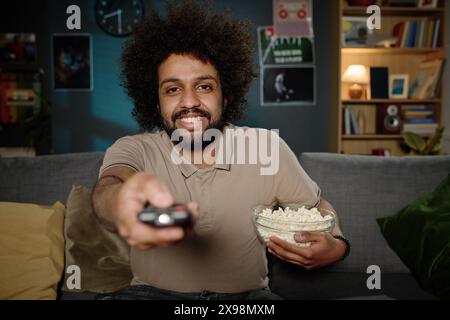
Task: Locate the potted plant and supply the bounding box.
[402,127,445,156]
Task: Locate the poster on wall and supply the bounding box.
[261,65,315,106]
[273,0,313,37]
[258,26,314,65]
[52,34,93,91]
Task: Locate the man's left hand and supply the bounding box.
[267,232,346,270]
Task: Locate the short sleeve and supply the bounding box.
[99,136,146,178]
[272,136,321,207]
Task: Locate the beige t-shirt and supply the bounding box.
[99,125,321,293]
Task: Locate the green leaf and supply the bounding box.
[424,128,445,155]
[403,132,426,152]
[431,144,442,155]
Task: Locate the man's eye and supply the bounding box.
[197,84,213,92]
[166,87,180,94]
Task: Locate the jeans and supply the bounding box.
[96,285,283,300]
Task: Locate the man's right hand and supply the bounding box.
[95,169,199,250]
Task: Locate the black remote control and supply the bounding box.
[138,204,193,227]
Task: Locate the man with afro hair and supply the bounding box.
[93,0,349,300]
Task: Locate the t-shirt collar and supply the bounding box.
[159,126,232,178]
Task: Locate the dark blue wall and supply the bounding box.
[37,0,334,155]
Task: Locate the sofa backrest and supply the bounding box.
[0,152,104,205]
[2,152,450,276]
[299,153,450,274]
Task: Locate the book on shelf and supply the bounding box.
[393,18,441,48]
[344,107,351,135]
[403,123,438,135]
[349,107,360,134]
[352,105,376,134]
[0,72,39,125]
[344,107,360,135]
[343,106,376,135]
[405,118,436,124]
[403,110,434,117]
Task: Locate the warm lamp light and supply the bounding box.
[342,65,369,99]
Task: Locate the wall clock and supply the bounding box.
[95,0,145,37]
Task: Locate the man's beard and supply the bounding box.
[162,107,226,150]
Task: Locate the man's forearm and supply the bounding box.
[92,176,124,230]
[318,198,344,237]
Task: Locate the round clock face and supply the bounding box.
[95,0,145,37]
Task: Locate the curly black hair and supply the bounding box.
[120,0,257,131]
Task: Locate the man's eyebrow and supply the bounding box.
[159,75,218,88]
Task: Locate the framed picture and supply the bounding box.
[257,26,314,66]
[409,59,444,99]
[261,65,316,106]
[342,17,373,48]
[52,34,93,91]
[389,74,409,99]
[417,0,438,8]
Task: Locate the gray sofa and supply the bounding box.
[1,152,450,300]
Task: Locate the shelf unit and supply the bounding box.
[0,65,43,156]
[332,0,447,156]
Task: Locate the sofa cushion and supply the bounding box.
[377,174,450,299]
[299,153,450,274]
[0,202,65,300]
[0,152,104,206]
[267,255,436,300]
[62,185,132,294]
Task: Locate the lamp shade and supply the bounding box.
[342,65,369,84]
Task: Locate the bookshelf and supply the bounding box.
[333,0,447,156]
[0,65,44,157]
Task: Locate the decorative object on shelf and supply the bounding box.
[366,35,398,48]
[370,66,389,99]
[389,74,409,99]
[376,104,402,134]
[409,59,444,99]
[417,0,438,9]
[372,148,391,157]
[402,127,444,155]
[342,17,373,47]
[52,34,93,91]
[95,0,145,37]
[342,65,369,99]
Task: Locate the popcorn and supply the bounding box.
[254,206,334,247]
[259,206,332,223]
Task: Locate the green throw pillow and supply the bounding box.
[377,174,450,299]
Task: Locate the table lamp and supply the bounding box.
[342,65,369,100]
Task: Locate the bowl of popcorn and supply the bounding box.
[253,205,335,247]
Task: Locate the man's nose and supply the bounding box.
[180,88,201,109]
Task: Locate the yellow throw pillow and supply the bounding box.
[0,202,65,300]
